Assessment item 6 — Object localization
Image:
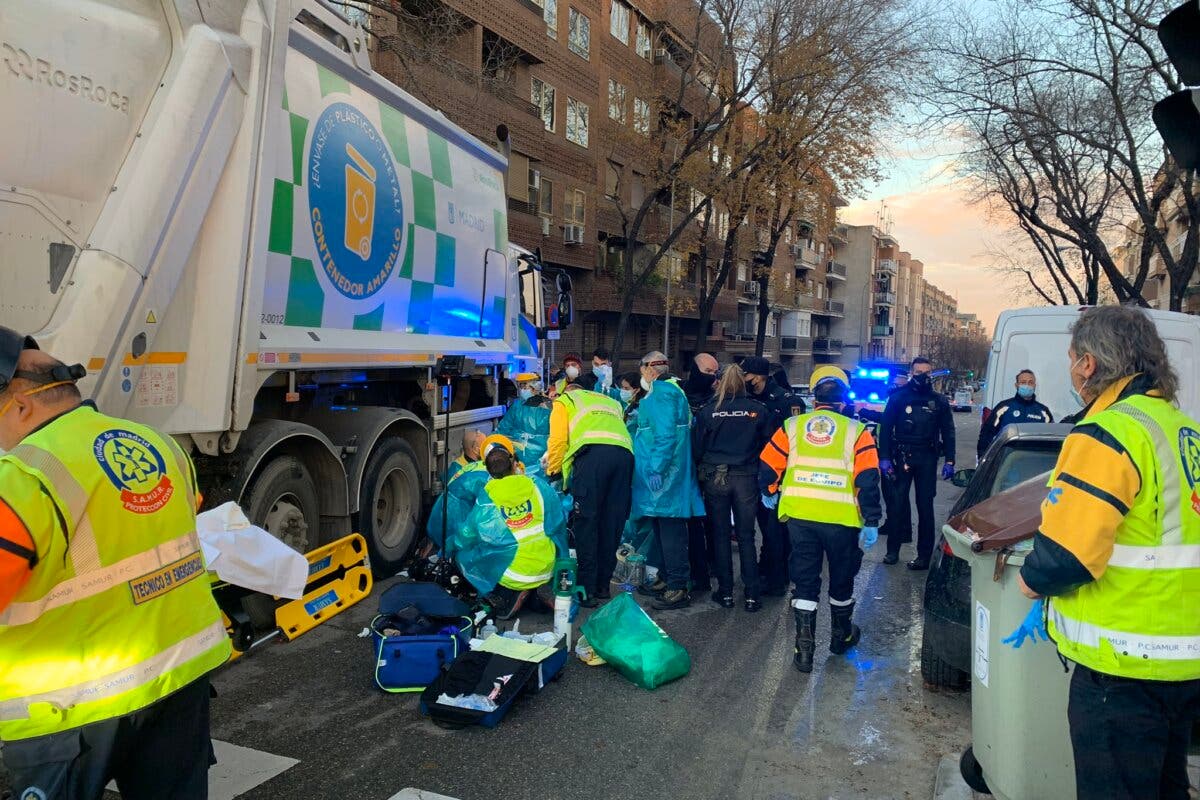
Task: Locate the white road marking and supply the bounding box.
[387,790,462,800]
[106,739,298,799]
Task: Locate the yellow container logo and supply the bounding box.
[344,142,377,260]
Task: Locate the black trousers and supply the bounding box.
[701,471,760,599]
[570,444,634,596]
[653,516,691,590]
[1068,664,1200,800]
[687,516,713,585]
[3,677,215,800]
[787,520,863,607]
[756,502,790,592]
[885,456,938,560]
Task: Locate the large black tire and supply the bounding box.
[921,626,970,691]
[243,455,321,554]
[960,745,991,794]
[359,438,422,576]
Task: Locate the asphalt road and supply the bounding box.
[0,408,984,800]
[205,409,983,800]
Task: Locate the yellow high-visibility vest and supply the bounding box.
[555,390,632,487]
[0,406,230,741]
[778,411,864,528]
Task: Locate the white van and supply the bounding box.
[983,306,1200,422]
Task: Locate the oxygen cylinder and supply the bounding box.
[553,556,581,648]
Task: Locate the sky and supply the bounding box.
[840,128,1012,337]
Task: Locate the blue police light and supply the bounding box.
[857,369,867,377]
[868,392,880,401]
[848,391,857,399]
[868,369,889,379]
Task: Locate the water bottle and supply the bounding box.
[627,553,647,590]
[480,619,498,639]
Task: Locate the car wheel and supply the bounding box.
[921,623,970,691]
[960,745,991,794]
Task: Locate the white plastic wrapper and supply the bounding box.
[197,502,308,599]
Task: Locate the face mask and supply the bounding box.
[640,377,653,393]
[565,366,580,380]
[595,364,612,382]
[686,370,715,392]
[518,388,534,401]
[911,373,932,392]
[1016,385,1034,399]
[1068,356,1088,407]
[619,388,635,403]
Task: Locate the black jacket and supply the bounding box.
[692,396,773,469]
[683,371,717,415]
[977,394,1053,458]
[877,384,956,462]
[749,382,795,430]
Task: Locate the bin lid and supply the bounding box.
[946,471,1052,553]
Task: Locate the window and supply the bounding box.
[785,226,793,244]
[636,20,651,59]
[605,161,621,200]
[567,188,586,224]
[531,78,556,132]
[767,315,778,337]
[539,177,554,215]
[737,308,756,335]
[610,1,630,43]
[633,98,650,135]
[527,167,540,208]
[334,1,370,27]
[737,262,748,282]
[568,9,590,59]
[566,97,589,147]
[532,0,557,37]
[608,79,626,123]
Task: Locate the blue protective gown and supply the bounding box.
[631,377,704,518]
[426,462,490,550]
[496,398,552,480]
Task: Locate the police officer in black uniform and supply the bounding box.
[742,356,797,594]
[877,357,956,569]
[693,364,773,611]
[976,368,1053,460]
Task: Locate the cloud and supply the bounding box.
[841,180,1017,335]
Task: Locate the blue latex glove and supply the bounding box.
[761,493,779,510]
[1002,599,1048,649]
[879,458,895,477]
[859,526,879,549]
[941,462,956,481]
[647,474,664,492]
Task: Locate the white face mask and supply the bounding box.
[595,364,612,382]
[619,387,635,403]
[565,365,580,380]
[640,376,653,393]
[1068,356,1088,407]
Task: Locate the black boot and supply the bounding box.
[793,606,817,673]
[829,601,861,655]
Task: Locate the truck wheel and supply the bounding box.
[244,455,320,554]
[360,438,421,576]
[921,627,970,691]
[959,745,991,794]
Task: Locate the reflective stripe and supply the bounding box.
[0,532,200,627]
[790,456,848,470]
[579,430,629,445]
[0,620,227,721]
[1108,543,1200,570]
[1049,605,1200,661]
[511,525,546,541]
[8,444,103,574]
[1109,404,1184,546]
[782,487,857,505]
[790,598,817,611]
[503,568,552,584]
[829,597,854,607]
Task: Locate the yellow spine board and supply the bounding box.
[275,533,374,641]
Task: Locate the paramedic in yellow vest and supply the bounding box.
[0,328,230,799]
[760,366,882,673]
[466,436,568,620]
[1012,306,1200,800]
[544,384,633,605]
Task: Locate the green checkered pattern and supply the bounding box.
[263,58,507,335]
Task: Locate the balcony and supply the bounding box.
[801,246,822,266]
[827,261,848,281]
[813,299,845,317]
[780,336,811,354]
[812,337,843,355]
[871,324,894,337]
[878,259,898,275]
[875,291,896,307]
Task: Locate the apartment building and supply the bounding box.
[922,281,958,343]
[1118,183,1199,315]
[956,312,986,341]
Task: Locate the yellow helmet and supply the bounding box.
[809,365,850,390]
[481,433,516,458]
[514,372,541,384]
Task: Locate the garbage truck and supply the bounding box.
[0,0,570,575]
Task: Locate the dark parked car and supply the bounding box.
[920,423,1072,689]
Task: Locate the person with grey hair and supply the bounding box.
[1010,305,1199,800]
[631,351,705,609]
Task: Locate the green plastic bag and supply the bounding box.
[580,592,691,689]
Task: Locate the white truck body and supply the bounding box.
[0,0,551,569]
[983,306,1200,422]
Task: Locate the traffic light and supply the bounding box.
[967,370,975,378]
[1153,1,1200,168]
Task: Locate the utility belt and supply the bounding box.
[892,443,938,471]
[697,462,757,487]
